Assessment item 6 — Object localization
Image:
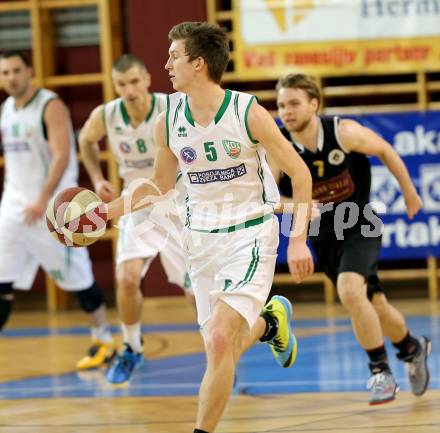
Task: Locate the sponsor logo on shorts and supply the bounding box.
[188,163,247,184]
[222,139,241,159]
[180,147,197,164]
[119,141,131,153]
[328,149,345,165]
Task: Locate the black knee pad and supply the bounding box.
[0,282,14,330]
[76,283,104,313]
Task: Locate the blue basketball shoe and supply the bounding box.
[262,295,297,368]
[106,343,143,385]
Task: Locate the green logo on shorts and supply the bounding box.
[184,272,192,289]
[222,140,241,159]
[49,270,64,282]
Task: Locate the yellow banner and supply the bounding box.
[235,0,440,77]
[235,38,439,78]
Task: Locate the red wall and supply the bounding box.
[125,0,207,93]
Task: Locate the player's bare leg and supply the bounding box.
[337,272,398,404]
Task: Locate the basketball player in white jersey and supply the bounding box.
[0,51,115,370]
[98,23,314,433]
[79,54,193,385]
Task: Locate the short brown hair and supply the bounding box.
[113,54,146,73]
[168,21,229,84]
[276,74,321,108]
[0,50,31,67]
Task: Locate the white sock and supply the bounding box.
[91,325,113,344]
[121,322,143,353]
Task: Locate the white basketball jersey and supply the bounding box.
[167,90,279,231]
[0,88,78,219]
[104,93,167,187]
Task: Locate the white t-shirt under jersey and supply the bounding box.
[103,93,167,188]
[166,89,279,232]
[0,88,78,220]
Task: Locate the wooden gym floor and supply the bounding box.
[0,297,439,433]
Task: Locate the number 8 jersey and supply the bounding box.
[104,93,166,188]
[166,90,279,232]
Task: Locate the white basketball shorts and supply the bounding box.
[182,215,279,330]
[0,212,93,291]
[116,206,191,293]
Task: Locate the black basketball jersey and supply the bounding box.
[279,116,372,229]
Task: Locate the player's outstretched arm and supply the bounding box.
[106,111,178,220]
[247,100,314,283]
[79,105,115,202]
[338,119,422,219]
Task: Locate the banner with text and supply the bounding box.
[237,0,440,77]
[277,110,440,263]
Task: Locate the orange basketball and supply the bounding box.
[46,187,108,247]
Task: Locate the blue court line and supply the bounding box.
[1,315,437,338]
[0,315,439,399]
[2,319,353,338]
[1,323,199,338]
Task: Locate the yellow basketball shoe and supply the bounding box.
[76,340,117,370]
[262,295,297,368]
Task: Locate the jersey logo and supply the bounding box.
[115,126,123,135]
[188,163,247,184]
[119,142,131,153]
[178,126,188,137]
[222,140,242,159]
[180,147,197,164]
[328,149,345,165]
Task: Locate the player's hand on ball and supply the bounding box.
[46,187,108,247]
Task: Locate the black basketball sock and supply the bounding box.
[366,345,391,374]
[194,429,209,433]
[259,311,278,342]
[393,332,421,361]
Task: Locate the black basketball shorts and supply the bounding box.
[309,227,384,300]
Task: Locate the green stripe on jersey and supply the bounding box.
[190,213,272,234]
[184,89,232,127]
[233,93,240,124]
[184,96,195,127]
[166,95,170,146]
[214,89,232,124]
[245,95,258,144]
[23,88,41,109]
[173,98,183,128]
[120,100,130,126]
[145,93,156,122]
[256,152,267,203]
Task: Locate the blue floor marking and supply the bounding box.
[0,315,438,399]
